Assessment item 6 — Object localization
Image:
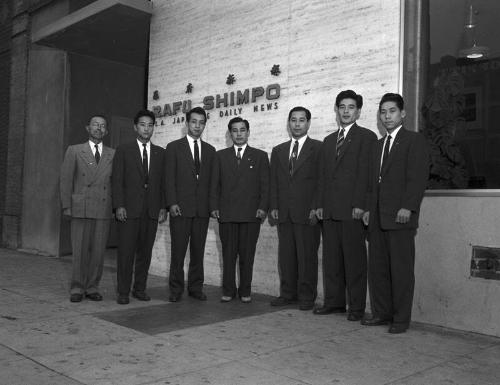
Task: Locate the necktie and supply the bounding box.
[142,143,148,176]
[380,134,392,176]
[194,140,200,176]
[289,140,299,176]
[336,128,345,157]
[94,144,100,164]
[236,147,242,166]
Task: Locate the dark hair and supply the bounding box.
[227,117,249,131]
[379,93,404,111]
[134,109,156,124]
[186,106,207,122]
[88,114,108,125]
[288,106,311,121]
[335,90,363,109]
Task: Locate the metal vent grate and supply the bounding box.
[470,246,500,280]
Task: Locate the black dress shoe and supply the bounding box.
[85,292,103,301]
[132,291,151,301]
[169,293,181,302]
[313,306,346,315]
[117,295,129,305]
[360,316,391,326]
[347,312,364,321]
[70,293,83,303]
[270,296,297,306]
[388,324,408,334]
[188,292,207,301]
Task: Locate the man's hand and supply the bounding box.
[309,209,318,225]
[169,204,182,217]
[396,208,411,224]
[116,207,127,222]
[362,211,370,226]
[270,209,279,220]
[211,210,220,219]
[256,209,267,221]
[63,208,72,217]
[316,208,323,220]
[352,207,364,220]
[158,208,168,223]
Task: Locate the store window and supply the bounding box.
[424,0,500,189]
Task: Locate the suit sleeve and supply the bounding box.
[209,152,221,212]
[365,144,377,212]
[164,143,176,208]
[314,142,325,210]
[353,131,377,210]
[159,148,166,209]
[269,147,278,210]
[258,151,270,212]
[402,133,429,211]
[59,146,76,210]
[112,145,125,209]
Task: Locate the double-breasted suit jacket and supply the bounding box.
[210,146,269,223]
[317,123,377,312]
[165,136,216,296]
[60,143,114,219]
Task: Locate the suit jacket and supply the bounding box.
[60,142,115,219]
[318,123,377,220]
[270,137,322,224]
[112,140,165,219]
[210,145,269,223]
[367,127,429,230]
[165,136,215,217]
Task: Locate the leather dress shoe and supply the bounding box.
[188,292,207,301]
[313,306,346,315]
[388,324,408,334]
[169,293,181,302]
[299,302,314,311]
[132,291,151,301]
[85,292,103,301]
[360,316,391,326]
[70,293,83,303]
[347,312,364,321]
[240,296,252,303]
[117,295,129,305]
[270,296,297,306]
[220,296,233,302]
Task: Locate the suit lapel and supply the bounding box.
[279,141,291,174]
[380,128,406,177]
[95,145,112,179]
[134,142,145,177]
[335,124,357,164]
[293,137,313,175]
[79,143,98,178]
[181,137,196,177]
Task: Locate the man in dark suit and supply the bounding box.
[165,107,215,302]
[269,106,321,311]
[112,110,167,305]
[210,117,269,303]
[60,115,115,303]
[361,93,429,333]
[315,90,377,321]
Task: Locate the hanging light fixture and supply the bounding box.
[458,3,489,59]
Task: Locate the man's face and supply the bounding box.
[229,122,250,146]
[337,98,360,127]
[379,101,406,133]
[134,116,155,141]
[288,110,310,139]
[186,112,206,139]
[86,116,108,143]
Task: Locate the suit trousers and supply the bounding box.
[368,222,416,326]
[219,222,261,298]
[70,218,110,294]
[277,221,320,305]
[116,208,159,296]
[322,219,367,312]
[169,216,209,295]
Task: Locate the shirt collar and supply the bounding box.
[234,143,247,155]
[291,135,308,146]
[340,122,355,136]
[386,125,402,140]
[89,141,102,152]
[186,134,201,145]
[137,139,150,149]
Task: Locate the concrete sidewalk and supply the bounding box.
[0,248,499,385]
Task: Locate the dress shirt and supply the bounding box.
[137,139,151,169]
[89,141,103,157]
[186,135,201,160]
[234,143,248,158]
[339,122,355,138]
[379,125,402,170]
[288,135,308,159]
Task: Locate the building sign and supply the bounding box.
[152,83,281,125]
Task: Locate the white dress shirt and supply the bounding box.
[137,139,151,169]
[288,135,308,159]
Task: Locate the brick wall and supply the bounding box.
[148,0,402,296]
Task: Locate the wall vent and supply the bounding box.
[470,246,500,280]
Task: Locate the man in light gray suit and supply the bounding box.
[60,115,115,302]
